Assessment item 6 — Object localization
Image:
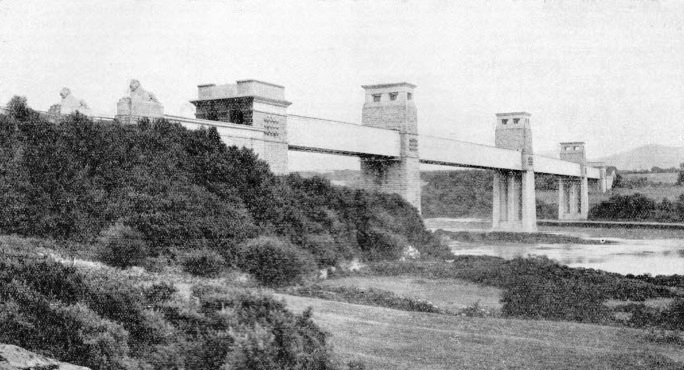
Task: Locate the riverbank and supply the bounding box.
[434,228,612,245]
[425,217,684,240]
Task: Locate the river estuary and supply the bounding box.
[425,218,684,276]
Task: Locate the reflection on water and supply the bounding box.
[431,219,684,276]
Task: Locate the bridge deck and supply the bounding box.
[419,136,600,179]
[287,115,400,158]
[419,136,523,171]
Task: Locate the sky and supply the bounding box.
[1,0,683,171]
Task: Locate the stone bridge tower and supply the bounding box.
[493,112,537,232]
[190,80,291,174]
[359,83,421,211]
[558,142,589,220]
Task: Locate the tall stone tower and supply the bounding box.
[190,80,291,174]
[493,112,536,232]
[359,83,421,211]
[558,142,589,220]
[495,112,533,154]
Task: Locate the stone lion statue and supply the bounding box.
[128,79,159,103]
[59,87,90,113]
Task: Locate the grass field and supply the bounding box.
[277,293,684,369]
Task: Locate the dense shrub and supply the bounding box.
[142,282,178,304]
[181,249,225,277]
[0,257,341,369]
[239,237,317,287]
[192,286,339,370]
[613,298,684,330]
[589,192,684,222]
[301,233,346,266]
[628,273,684,289]
[501,276,610,323]
[283,174,449,262]
[359,227,408,261]
[589,193,658,220]
[664,298,684,330]
[96,223,150,269]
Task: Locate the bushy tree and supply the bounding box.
[97,223,149,269]
[676,171,684,186]
[239,237,317,287]
[5,96,38,122]
[181,249,226,277]
[589,193,656,220]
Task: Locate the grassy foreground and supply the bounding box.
[277,293,683,370]
[2,232,682,369]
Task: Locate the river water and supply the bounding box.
[425,218,684,276]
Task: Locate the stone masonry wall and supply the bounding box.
[494,128,533,153]
[362,104,418,134]
[252,110,288,174]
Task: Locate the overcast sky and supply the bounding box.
[2,0,683,170]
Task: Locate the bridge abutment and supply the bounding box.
[359,83,421,211]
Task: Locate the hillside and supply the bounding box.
[595,144,684,171]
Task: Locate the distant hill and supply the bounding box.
[594,144,684,171]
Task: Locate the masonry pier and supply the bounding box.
[491,112,537,232]
[358,83,421,211]
[558,142,589,220]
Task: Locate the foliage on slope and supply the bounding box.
[0,97,448,277]
[0,255,340,369]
